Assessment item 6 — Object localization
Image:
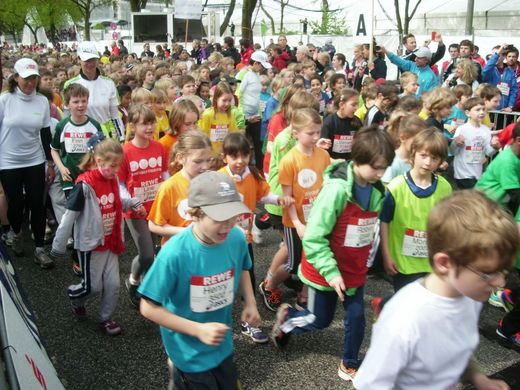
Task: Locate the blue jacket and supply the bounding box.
[387,52,439,96]
[482,53,519,110]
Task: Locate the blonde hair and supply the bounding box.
[154,78,175,94]
[79,138,123,171]
[169,99,200,136]
[151,88,168,104]
[426,87,457,113]
[291,107,322,132]
[427,190,519,270]
[286,90,319,123]
[131,87,153,105]
[399,71,418,88]
[410,127,448,164]
[456,58,478,85]
[137,65,154,85]
[169,130,211,173]
[270,76,285,95]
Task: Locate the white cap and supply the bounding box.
[415,47,432,60]
[14,58,39,78]
[251,50,272,69]
[77,41,100,61]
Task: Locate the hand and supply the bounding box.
[196,322,229,346]
[434,33,443,43]
[472,373,510,390]
[455,134,465,146]
[438,161,449,171]
[241,303,261,327]
[46,164,56,184]
[396,48,403,56]
[328,275,346,301]
[60,166,73,182]
[502,106,513,112]
[423,39,431,47]
[491,136,501,149]
[444,124,456,134]
[383,255,399,275]
[134,205,147,217]
[316,138,331,150]
[295,222,306,239]
[498,43,509,56]
[278,195,295,207]
[367,62,375,71]
[248,115,261,123]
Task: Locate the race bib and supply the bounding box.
[64,131,91,153]
[302,197,313,222]
[452,118,465,128]
[402,229,428,258]
[498,82,510,96]
[190,269,235,313]
[332,134,354,154]
[464,145,484,164]
[210,125,228,142]
[133,182,160,203]
[344,217,378,248]
[102,212,116,235]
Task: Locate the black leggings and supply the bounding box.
[246,120,263,171]
[0,164,46,247]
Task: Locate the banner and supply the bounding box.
[175,0,203,20]
[0,244,64,390]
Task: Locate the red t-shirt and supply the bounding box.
[263,112,288,173]
[119,140,168,219]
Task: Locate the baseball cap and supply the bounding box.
[14,58,39,78]
[188,172,250,222]
[415,47,432,60]
[251,50,272,69]
[77,41,100,61]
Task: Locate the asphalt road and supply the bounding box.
[6,225,520,390]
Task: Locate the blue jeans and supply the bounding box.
[282,285,365,368]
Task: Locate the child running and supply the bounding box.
[139,171,260,390]
[354,190,518,389]
[198,82,238,157]
[271,126,395,382]
[118,105,169,308]
[272,108,331,309]
[158,99,199,158]
[148,130,212,246]
[51,135,145,335]
[219,133,293,343]
[380,128,452,292]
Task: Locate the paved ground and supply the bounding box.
[6,225,520,390]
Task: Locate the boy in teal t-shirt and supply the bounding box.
[139,172,260,387]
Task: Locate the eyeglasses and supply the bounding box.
[463,264,509,282]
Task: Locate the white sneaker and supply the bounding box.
[252,218,264,244]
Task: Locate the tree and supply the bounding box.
[241,0,257,40]
[278,0,289,34]
[129,0,148,13]
[378,0,423,45]
[67,0,113,40]
[259,0,275,35]
[309,0,348,35]
[219,0,235,36]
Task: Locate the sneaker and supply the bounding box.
[338,360,357,382]
[271,303,291,350]
[72,262,82,277]
[71,301,87,320]
[1,229,14,244]
[489,289,504,308]
[240,322,268,344]
[125,277,141,309]
[258,281,281,312]
[44,224,53,244]
[9,232,24,256]
[491,289,514,313]
[99,320,122,336]
[496,320,520,346]
[371,297,383,321]
[34,248,54,269]
[251,221,264,244]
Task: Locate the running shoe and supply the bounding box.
[240,322,268,344]
[271,303,291,350]
[258,280,281,312]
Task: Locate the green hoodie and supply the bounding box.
[300,160,385,291]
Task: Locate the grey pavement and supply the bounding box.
[7,225,520,389]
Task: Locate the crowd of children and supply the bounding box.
[1,34,520,389]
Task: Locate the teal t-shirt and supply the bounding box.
[138,225,251,373]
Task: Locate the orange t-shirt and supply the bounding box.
[278,146,330,227]
[158,133,177,157]
[147,170,191,245]
[219,166,271,243]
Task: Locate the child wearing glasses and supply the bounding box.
[355,190,518,389]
